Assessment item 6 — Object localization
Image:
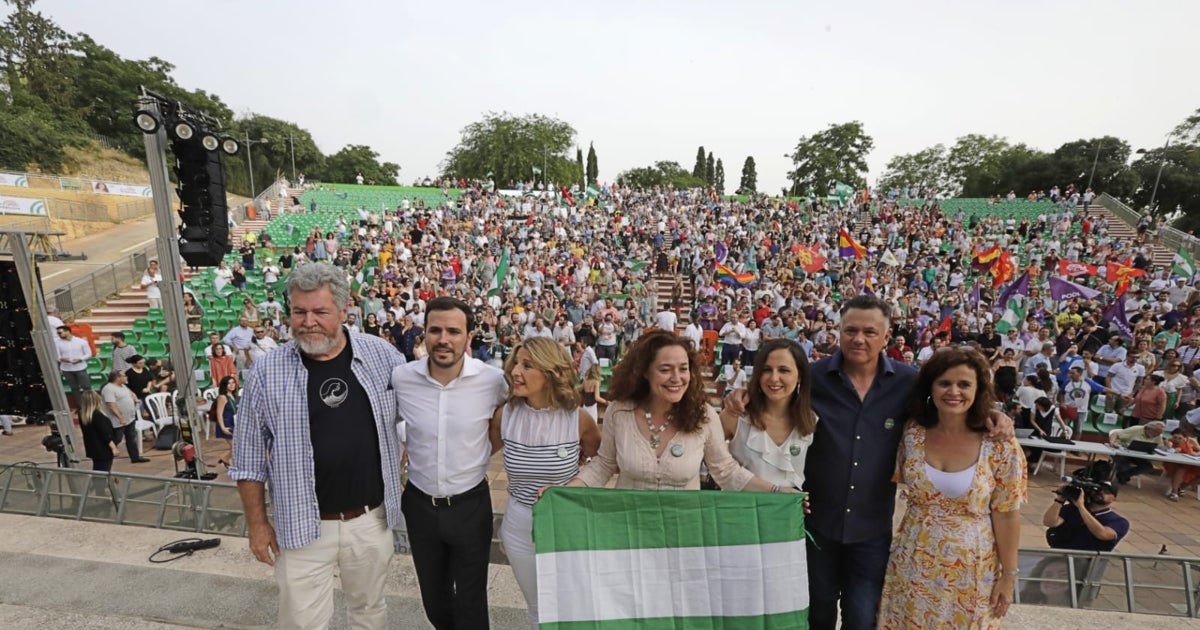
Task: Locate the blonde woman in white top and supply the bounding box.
[720,339,818,491]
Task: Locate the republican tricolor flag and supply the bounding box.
[838,228,866,259]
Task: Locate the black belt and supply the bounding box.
[319,502,380,521]
[406,479,488,507]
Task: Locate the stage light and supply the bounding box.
[172,121,195,141]
[220,137,239,155]
[134,110,160,134]
[201,133,220,152]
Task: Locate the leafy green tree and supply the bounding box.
[66,34,234,158]
[714,158,725,194]
[879,144,952,195]
[0,0,77,120]
[692,146,706,180]
[705,152,715,187]
[441,112,576,187]
[786,121,873,194]
[945,134,1013,196]
[222,114,325,196]
[0,90,78,170]
[616,160,704,189]
[1129,142,1200,224]
[586,142,598,185]
[739,156,757,194]
[325,144,399,186]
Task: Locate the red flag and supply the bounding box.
[991,250,1015,288]
[1058,259,1098,277]
[560,187,576,206]
[935,315,952,336]
[1105,260,1145,296]
[794,245,827,273]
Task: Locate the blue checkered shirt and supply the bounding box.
[229,331,406,550]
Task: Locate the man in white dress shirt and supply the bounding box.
[392,297,507,629]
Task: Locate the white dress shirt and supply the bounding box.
[392,356,507,496]
[55,335,91,372]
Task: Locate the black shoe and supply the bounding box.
[132,457,151,463]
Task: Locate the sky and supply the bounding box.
[24,0,1200,193]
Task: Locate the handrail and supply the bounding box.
[1097,192,1200,257]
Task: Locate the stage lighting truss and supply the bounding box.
[134,110,161,134]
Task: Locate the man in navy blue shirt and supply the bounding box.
[728,294,1011,629]
[1042,481,1128,552]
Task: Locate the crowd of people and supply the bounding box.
[50,178,1200,628]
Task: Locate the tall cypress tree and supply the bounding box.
[576,147,584,186]
[586,142,598,185]
[692,146,706,180]
[740,156,757,193]
[714,158,725,194]
[705,152,715,186]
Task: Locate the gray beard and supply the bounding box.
[296,331,339,357]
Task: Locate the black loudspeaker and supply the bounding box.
[0,261,51,416]
[172,132,231,266]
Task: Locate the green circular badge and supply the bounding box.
[884,418,895,430]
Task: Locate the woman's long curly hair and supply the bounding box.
[606,330,708,433]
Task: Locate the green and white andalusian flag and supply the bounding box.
[487,248,509,297]
[1173,247,1196,280]
[586,183,602,199]
[534,488,809,629]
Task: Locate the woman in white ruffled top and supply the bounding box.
[720,338,818,491]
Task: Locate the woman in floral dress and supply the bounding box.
[878,347,1027,629]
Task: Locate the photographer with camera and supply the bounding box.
[1042,477,1128,552]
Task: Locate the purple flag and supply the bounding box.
[1048,276,1102,301]
[969,283,981,309]
[1103,296,1133,339]
[993,272,1029,312]
[714,241,728,264]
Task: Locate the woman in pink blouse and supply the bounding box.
[571,330,793,492]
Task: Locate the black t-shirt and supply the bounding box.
[301,341,384,513]
[125,367,154,400]
[1047,503,1129,552]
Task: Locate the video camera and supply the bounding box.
[1057,475,1105,505]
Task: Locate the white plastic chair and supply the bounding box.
[133,419,157,456]
[199,387,219,440]
[144,392,177,432]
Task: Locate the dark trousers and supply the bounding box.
[402,480,493,630]
[807,530,892,630]
[1114,455,1153,482]
[91,457,113,472]
[109,423,140,461]
[62,370,90,409]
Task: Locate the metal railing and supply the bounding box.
[1015,546,1200,618]
[1097,193,1200,257]
[0,462,505,561]
[113,197,157,223]
[49,243,156,317]
[43,198,109,222]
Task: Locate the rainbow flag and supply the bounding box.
[715,262,756,287]
[838,228,866,259]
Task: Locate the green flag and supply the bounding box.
[833,181,854,201]
[1173,247,1195,279]
[531,166,542,175]
[586,183,601,198]
[995,296,1027,334]
[534,488,809,629]
[487,249,509,297]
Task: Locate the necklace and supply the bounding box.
[643,409,670,450]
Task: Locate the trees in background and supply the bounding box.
[739,156,758,194]
[0,0,401,194]
[786,121,874,195]
[586,142,598,186]
[441,111,578,188]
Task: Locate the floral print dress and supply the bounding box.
[877,425,1027,629]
